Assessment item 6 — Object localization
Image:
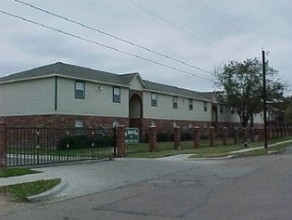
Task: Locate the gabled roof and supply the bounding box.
[0,62,131,86]
[0,62,215,102]
[143,80,212,101]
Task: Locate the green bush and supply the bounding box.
[157,132,174,142]
[57,134,114,150]
[181,132,193,141]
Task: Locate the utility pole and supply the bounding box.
[262,49,268,149]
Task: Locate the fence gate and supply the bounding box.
[6,127,116,167]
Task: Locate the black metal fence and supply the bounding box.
[6,127,116,167]
[124,127,263,156]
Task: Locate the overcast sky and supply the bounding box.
[1,0,292,95]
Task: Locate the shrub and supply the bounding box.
[57,134,114,150]
[181,132,193,141]
[157,132,174,142]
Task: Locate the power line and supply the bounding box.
[125,0,222,53]
[0,10,215,82]
[195,0,240,32]
[14,0,213,76]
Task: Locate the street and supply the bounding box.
[1,152,292,220]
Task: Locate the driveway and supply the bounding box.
[1,153,292,220]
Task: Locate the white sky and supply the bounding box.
[1,0,292,95]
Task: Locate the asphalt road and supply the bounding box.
[1,152,292,220]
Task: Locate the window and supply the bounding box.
[113,87,121,103]
[75,120,83,135]
[151,93,158,107]
[189,99,193,110]
[231,107,235,114]
[75,81,85,99]
[173,96,178,109]
[75,120,83,128]
[220,104,224,114]
[204,101,208,112]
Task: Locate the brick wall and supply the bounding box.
[1,115,129,129]
[142,118,212,133]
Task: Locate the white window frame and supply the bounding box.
[189,99,193,111]
[204,101,208,112]
[113,87,121,103]
[75,81,85,99]
[173,96,178,109]
[151,93,158,107]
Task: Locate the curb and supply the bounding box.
[27,179,68,202]
[186,155,238,161]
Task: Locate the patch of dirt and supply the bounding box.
[0,193,32,216]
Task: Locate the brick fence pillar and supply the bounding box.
[148,126,157,152]
[234,127,238,144]
[280,127,284,137]
[267,127,271,140]
[258,128,263,141]
[222,127,228,146]
[0,121,7,169]
[174,126,181,150]
[250,128,255,142]
[209,127,215,147]
[116,125,126,157]
[276,127,280,138]
[270,127,275,139]
[243,127,247,140]
[242,127,248,147]
[193,127,200,148]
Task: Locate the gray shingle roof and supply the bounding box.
[0,62,215,102]
[143,80,213,101]
[0,62,132,86]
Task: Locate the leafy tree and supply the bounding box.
[215,58,285,127]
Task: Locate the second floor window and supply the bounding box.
[220,105,224,114]
[113,87,121,103]
[189,99,193,110]
[204,101,208,112]
[173,96,178,109]
[75,81,85,99]
[151,93,158,107]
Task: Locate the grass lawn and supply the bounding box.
[0,167,42,178]
[0,178,61,202]
[127,137,292,158]
[0,167,61,202]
